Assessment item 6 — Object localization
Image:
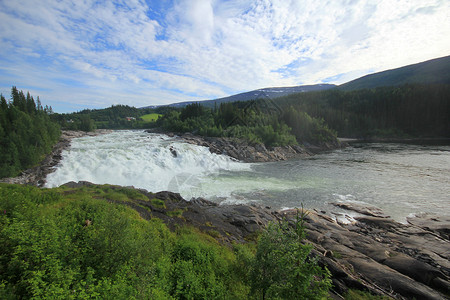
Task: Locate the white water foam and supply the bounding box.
[45,131,250,199]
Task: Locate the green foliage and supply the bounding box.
[150,198,166,209]
[157,101,333,147]
[166,209,184,217]
[52,105,161,130]
[140,113,162,122]
[249,208,332,299]
[0,184,332,299]
[0,184,245,299]
[0,88,61,178]
[79,114,96,132]
[277,83,450,138]
[281,106,337,144]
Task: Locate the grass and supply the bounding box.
[150,198,166,209]
[140,113,162,122]
[166,209,184,217]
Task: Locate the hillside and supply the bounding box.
[339,55,450,90]
[142,55,450,110]
[144,84,335,109]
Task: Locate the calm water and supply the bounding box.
[46,131,450,222]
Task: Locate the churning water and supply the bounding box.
[46,130,450,222]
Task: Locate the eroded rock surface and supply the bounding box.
[155,132,344,163]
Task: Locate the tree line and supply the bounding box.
[156,101,337,147]
[276,83,450,138]
[0,87,60,178]
[52,105,159,131]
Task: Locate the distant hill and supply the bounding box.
[198,84,336,108]
[141,55,450,109]
[142,84,335,109]
[339,55,450,91]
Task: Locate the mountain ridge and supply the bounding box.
[339,55,450,90]
[142,55,450,109]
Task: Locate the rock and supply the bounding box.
[348,256,444,300]
[176,133,343,162]
[407,213,450,240]
[354,216,399,230]
[331,202,390,218]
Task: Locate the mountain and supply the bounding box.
[142,84,336,109]
[339,55,450,91]
[198,84,336,108]
[142,55,450,109]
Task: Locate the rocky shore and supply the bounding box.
[61,182,450,299]
[3,130,448,298]
[170,132,345,163]
[0,130,111,186]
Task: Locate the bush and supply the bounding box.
[249,208,332,299]
[0,184,331,299]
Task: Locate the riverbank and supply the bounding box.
[150,130,346,163]
[339,137,450,145]
[60,181,450,299]
[0,130,112,186]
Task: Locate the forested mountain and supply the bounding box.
[143,84,335,109]
[142,56,450,114]
[276,83,450,138]
[153,56,450,139]
[0,87,60,178]
[339,55,450,91]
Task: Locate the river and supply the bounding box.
[45,130,450,223]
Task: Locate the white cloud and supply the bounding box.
[0,0,449,112]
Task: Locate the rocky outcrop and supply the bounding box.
[0,130,111,186]
[299,211,450,299]
[60,182,450,299]
[176,132,344,163]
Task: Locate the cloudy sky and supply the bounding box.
[0,0,449,113]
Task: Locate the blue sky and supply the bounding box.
[1,0,449,113]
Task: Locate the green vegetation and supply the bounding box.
[156,82,449,141]
[0,87,61,178]
[150,198,166,209]
[52,105,161,131]
[339,55,450,91]
[140,113,162,122]
[249,209,332,299]
[277,83,450,138]
[0,183,331,299]
[157,101,336,147]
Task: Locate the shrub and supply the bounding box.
[249,208,332,299]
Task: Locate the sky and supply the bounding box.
[0,0,449,113]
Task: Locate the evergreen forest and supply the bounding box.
[156,101,337,147]
[276,83,449,138]
[155,83,450,145]
[51,105,161,131]
[0,87,60,178]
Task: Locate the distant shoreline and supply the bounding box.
[339,137,450,145]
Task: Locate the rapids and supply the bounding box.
[46,130,450,222]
